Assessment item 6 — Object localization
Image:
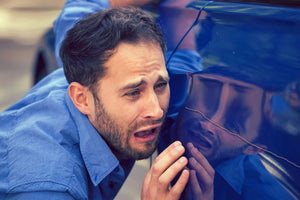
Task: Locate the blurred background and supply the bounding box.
[0,1,148,199]
[0,0,64,112]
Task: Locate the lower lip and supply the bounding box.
[194,143,211,152]
[187,138,212,156]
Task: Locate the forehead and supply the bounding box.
[187,73,265,112]
[185,73,264,136]
[99,41,168,89]
[192,73,261,90]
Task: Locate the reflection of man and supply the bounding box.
[175,72,268,166]
[159,67,295,199]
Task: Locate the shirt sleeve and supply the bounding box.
[4,191,76,200]
[53,0,111,68]
[243,155,295,200]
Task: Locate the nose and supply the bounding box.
[142,92,164,120]
[200,120,218,137]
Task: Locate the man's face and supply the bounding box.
[174,73,265,165]
[88,42,170,160]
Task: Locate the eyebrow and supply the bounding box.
[198,76,255,91]
[119,75,169,92]
[119,80,146,92]
[230,83,253,92]
[199,77,222,85]
[157,75,170,83]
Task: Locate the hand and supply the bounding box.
[142,141,190,200]
[184,142,214,200]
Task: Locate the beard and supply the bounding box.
[92,94,165,160]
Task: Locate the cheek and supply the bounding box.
[245,119,261,139]
[159,88,170,110]
[112,102,141,127]
[219,133,244,148]
[97,95,128,126]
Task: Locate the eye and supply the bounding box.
[154,81,168,90]
[125,89,140,97]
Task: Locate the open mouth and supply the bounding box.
[187,130,212,150]
[134,127,159,142]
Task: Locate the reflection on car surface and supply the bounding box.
[33,0,300,199]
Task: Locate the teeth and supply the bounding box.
[135,129,152,137]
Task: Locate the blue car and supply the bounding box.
[32,0,300,199]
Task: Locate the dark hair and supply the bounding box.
[60,6,166,86]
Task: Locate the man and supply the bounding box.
[159,67,295,199]
[54,0,216,199]
[0,5,191,200]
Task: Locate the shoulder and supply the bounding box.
[243,155,294,199]
[0,129,89,199]
[0,71,89,198]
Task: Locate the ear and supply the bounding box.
[68,82,92,115]
[263,91,275,122]
[243,144,267,155]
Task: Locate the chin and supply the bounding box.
[131,142,157,160]
[130,149,156,160]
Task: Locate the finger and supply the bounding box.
[189,170,202,197]
[189,157,214,191]
[187,142,214,177]
[155,141,183,163]
[143,141,185,197]
[157,156,188,191]
[142,141,185,199]
[168,169,190,200]
[142,170,151,195]
[151,141,185,181]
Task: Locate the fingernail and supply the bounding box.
[176,145,183,151]
[182,169,189,177]
[179,157,186,163]
[187,142,194,150]
[174,141,181,147]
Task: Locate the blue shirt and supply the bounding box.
[0,68,134,200]
[214,154,295,200]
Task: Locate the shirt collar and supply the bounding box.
[65,92,120,186]
[215,154,247,194]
